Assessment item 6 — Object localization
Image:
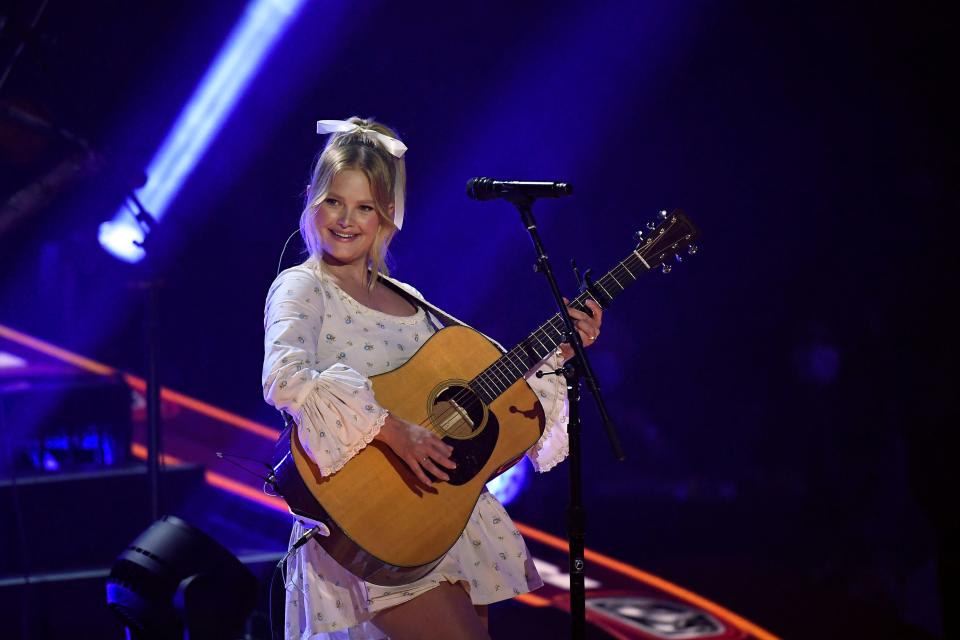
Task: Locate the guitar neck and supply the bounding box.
[469,250,650,405]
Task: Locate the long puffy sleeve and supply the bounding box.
[523,351,570,472]
[262,267,388,476]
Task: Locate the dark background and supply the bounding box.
[1,1,954,637]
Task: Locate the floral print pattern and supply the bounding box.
[262,261,569,639]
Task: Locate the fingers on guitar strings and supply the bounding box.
[432,443,457,469]
[421,457,450,482]
[425,433,455,464]
[410,456,434,486]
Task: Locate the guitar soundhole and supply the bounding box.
[432,385,486,440]
[429,384,498,486]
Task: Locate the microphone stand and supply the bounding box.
[509,195,624,639]
[129,193,163,522]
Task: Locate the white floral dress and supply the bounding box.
[262,260,570,640]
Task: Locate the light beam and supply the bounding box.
[99,0,307,262]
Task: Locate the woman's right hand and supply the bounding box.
[375,414,456,486]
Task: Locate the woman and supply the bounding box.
[262,117,602,639]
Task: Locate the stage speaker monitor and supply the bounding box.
[106,515,258,640]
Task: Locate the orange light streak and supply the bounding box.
[10,322,777,637]
[121,374,277,440]
[0,324,115,375]
[515,523,779,640]
[513,593,550,607]
[1,323,276,441]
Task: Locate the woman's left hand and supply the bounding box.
[558,297,603,362]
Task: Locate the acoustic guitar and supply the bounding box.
[272,210,699,586]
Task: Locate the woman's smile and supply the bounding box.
[316,169,381,267]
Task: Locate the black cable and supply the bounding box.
[215,451,276,490]
[268,231,303,640]
[276,229,301,277]
[269,526,325,640]
[269,556,285,640]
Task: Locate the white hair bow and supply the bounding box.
[316,119,407,229]
[316,120,408,158]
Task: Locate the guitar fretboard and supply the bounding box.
[469,249,651,404]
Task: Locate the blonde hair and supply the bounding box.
[300,116,406,290]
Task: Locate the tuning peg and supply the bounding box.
[674,253,683,263]
[661,263,672,274]
[646,221,656,231]
[633,230,644,242]
[659,209,669,219]
[687,244,698,255]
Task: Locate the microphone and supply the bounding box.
[278,522,331,566]
[466,177,573,201]
[290,523,330,551]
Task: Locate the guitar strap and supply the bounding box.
[378,274,508,352]
[380,276,514,356]
[379,277,458,330]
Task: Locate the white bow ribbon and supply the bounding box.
[316,120,407,229]
[316,120,408,158]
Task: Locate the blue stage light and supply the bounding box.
[486,458,531,505]
[98,216,147,263]
[99,0,307,263]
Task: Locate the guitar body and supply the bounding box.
[276,325,546,586]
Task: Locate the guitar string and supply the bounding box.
[411,294,593,432]
[409,253,647,434]
[425,254,640,423]
[417,222,689,433]
[407,307,575,437]
[406,252,649,436]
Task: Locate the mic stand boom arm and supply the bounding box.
[508,195,625,639]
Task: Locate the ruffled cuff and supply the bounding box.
[524,350,570,473]
[294,363,390,477]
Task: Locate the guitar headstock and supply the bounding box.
[633,210,700,274]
